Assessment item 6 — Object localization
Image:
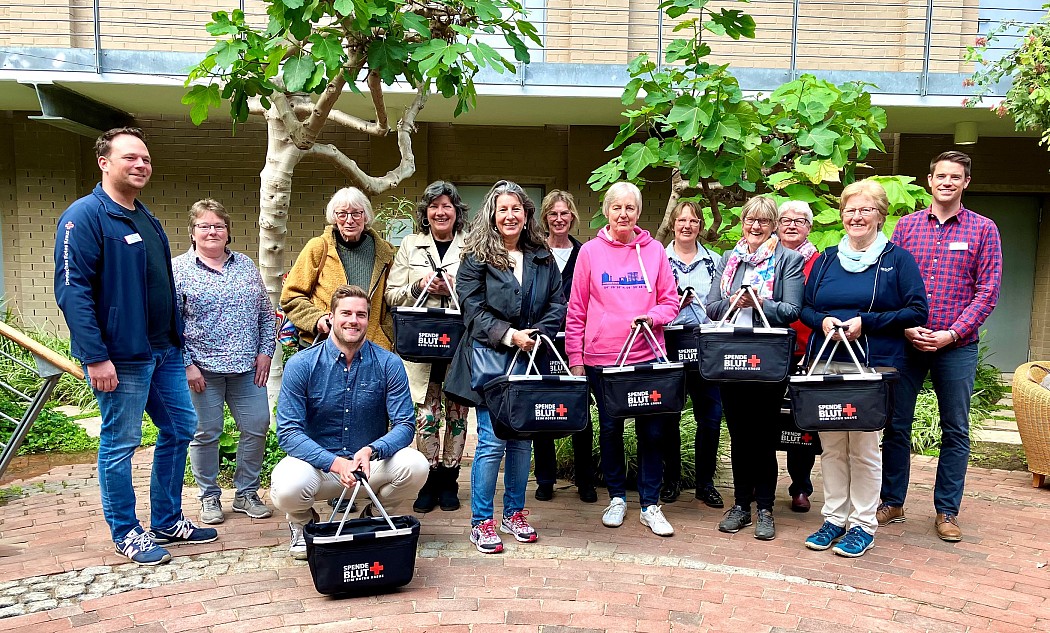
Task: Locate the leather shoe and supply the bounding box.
[935,513,962,542]
[790,493,811,513]
[578,486,598,503]
[876,503,906,526]
[534,483,554,501]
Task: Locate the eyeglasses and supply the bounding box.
[841,207,879,218]
[778,217,810,227]
[334,210,365,221]
[742,217,773,228]
[193,223,227,232]
[675,218,701,226]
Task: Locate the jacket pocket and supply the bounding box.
[105,306,119,341]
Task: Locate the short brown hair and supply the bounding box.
[930,150,971,178]
[329,284,370,314]
[188,199,233,238]
[95,127,146,159]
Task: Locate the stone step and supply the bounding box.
[974,429,1023,445]
[981,418,1017,432]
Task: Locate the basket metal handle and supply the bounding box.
[412,269,461,311]
[806,325,871,376]
[614,321,671,368]
[329,470,399,535]
[718,284,773,329]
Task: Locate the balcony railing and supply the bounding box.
[0,0,1041,96]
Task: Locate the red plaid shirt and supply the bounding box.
[891,206,1002,346]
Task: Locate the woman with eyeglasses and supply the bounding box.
[776,200,822,514]
[706,196,804,541]
[799,180,926,557]
[660,200,724,508]
[173,199,276,525]
[385,181,471,514]
[281,187,395,350]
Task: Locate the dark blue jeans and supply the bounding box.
[90,345,198,543]
[588,366,670,507]
[662,371,722,486]
[881,342,979,515]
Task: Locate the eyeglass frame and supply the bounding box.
[742,217,773,228]
[334,209,365,221]
[193,223,228,232]
[778,217,810,227]
[841,207,880,218]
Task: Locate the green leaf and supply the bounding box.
[781,184,819,203]
[214,40,247,68]
[368,39,409,83]
[279,0,305,8]
[666,96,712,140]
[797,124,838,155]
[282,56,314,91]
[333,0,352,16]
[794,158,840,184]
[621,78,643,106]
[622,141,660,179]
[400,11,431,37]
[308,33,343,71]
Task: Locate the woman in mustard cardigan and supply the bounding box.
[281,187,395,350]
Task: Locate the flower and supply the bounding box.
[995,104,1008,117]
[962,78,975,87]
[975,36,987,46]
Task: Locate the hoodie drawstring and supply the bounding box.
[635,243,652,293]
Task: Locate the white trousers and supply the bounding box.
[819,430,882,535]
[270,447,429,527]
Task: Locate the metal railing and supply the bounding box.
[0,0,1043,96]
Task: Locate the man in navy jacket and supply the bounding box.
[54,127,217,565]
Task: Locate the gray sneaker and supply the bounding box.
[233,492,273,519]
[200,496,224,525]
[754,509,776,541]
[717,505,752,533]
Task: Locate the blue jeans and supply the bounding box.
[470,407,532,525]
[588,367,668,507]
[188,369,269,499]
[91,345,198,543]
[882,342,979,515]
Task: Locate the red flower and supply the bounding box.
[962,78,975,87]
[975,36,988,46]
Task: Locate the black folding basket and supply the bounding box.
[483,334,591,440]
[777,398,822,452]
[597,322,685,419]
[534,332,569,376]
[392,270,465,363]
[664,291,706,369]
[697,285,795,383]
[304,472,421,596]
[788,328,898,433]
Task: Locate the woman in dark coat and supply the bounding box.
[445,180,565,554]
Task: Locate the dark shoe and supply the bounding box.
[754,509,776,541]
[935,513,962,542]
[791,493,811,513]
[151,515,218,546]
[876,503,906,526]
[329,497,357,513]
[439,465,461,512]
[695,483,724,509]
[659,480,682,504]
[535,482,554,501]
[718,505,752,533]
[360,503,376,519]
[578,486,598,503]
[413,468,440,514]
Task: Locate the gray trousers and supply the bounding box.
[188,369,269,499]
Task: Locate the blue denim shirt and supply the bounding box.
[276,337,415,471]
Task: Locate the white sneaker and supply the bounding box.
[640,505,674,536]
[602,497,627,527]
[288,524,308,560]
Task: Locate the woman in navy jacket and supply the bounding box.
[799,179,928,558]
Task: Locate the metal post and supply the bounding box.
[239,0,245,12]
[93,0,102,74]
[656,6,664,70]
[921,0,934,96]
[0,375,59,480]
[790,0,801,79]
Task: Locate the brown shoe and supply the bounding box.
[876,503,906,526]
[790,493,811,513]
[935,513,962,542]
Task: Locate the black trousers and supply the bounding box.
[662,371,723,486]
[720,380,787,511]
[532,423,595,490]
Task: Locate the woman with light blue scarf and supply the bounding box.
[799,179,928,558]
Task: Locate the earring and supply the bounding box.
[422,218,430,228]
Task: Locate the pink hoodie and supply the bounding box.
[565,226,680,367]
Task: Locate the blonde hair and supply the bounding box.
[839,180,889,228]
[540,190,579,234]
[741,196,778,223]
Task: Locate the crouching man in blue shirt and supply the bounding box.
[272,284,429,559]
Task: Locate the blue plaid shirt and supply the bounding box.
[276,337,415,471]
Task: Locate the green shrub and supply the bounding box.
[185,406,286,489]
[0,388,98,454]
[0,312,97,412]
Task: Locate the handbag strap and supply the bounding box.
[614,321,671,367]
[329,470,398,534]
[719,284,773,329]
[806,325,871,376]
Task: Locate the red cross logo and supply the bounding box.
[748,355,761,368]
[369,561,384,575]
[801,433,812,443]
[650,390,661,403]
[843,403,857,417]
[438,333,451,345]
[555,404,568,416]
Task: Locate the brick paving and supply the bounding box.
[0,447,1048,632]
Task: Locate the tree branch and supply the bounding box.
[655,169,688,242]
[700,177,723,243]
[269,92,308,148]
[328,108,388,136]
[307,143,386,196]
[367,70,389,130]
[302,73,347,145]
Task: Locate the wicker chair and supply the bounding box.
[1013,362,1050,488]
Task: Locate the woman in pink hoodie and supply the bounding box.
[565,181,680,537]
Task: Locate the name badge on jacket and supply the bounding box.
[948,242,968,251]
[125,233,142,244]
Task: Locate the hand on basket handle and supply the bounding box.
[331,447,372,488]
[632,315,653,329]
[569,365,585,377]
[511,328,538,351]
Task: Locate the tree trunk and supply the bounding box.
[259,109,306,410]
[655,169,689,242]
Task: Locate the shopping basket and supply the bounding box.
[697,285,795,383]
[392,269,465,363]
[788,326,898,432]
[483,334,591,440]
[304,471,421,596]
[776,397,822,452]
[597,321,685,418]
[664,289,706,369]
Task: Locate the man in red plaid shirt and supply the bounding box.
[877,151,1002,542]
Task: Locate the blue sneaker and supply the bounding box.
[116,526,171,565]
[832,526,875,558]
[805,521,847,551]
[151,515,219,546]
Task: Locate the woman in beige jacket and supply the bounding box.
[385,181,470,513]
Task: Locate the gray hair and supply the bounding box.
[777,200,813,223]
[462,180,545,270]
[602,181,643,218]
[325,187,374,226]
